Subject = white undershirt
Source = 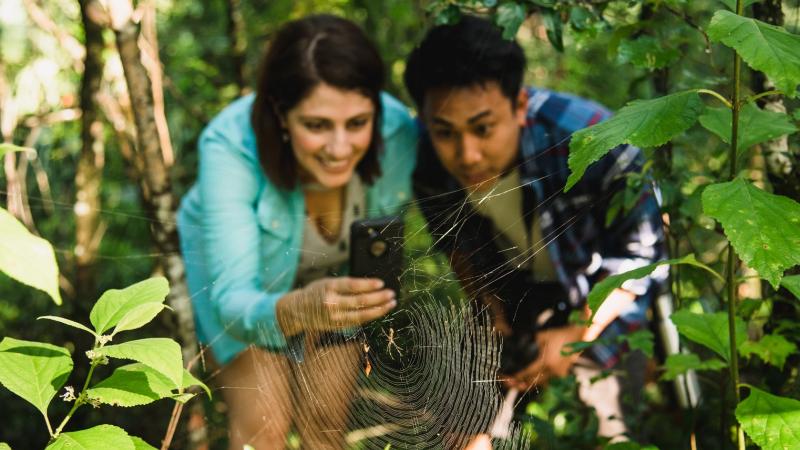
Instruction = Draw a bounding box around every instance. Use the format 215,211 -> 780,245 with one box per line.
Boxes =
293,176 -> 366,288
466,169 -> 557,282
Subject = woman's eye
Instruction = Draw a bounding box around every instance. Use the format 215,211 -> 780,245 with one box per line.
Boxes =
347,118 -> 370,130
303,121 -> 327,131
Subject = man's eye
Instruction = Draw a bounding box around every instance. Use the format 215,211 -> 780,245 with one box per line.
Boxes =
474,124 -> 493,137
432,128 -> 454,139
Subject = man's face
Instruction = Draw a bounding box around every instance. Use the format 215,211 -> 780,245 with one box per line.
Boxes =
422,82 -> 527,192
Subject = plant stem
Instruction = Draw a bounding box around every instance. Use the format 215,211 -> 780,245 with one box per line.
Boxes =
53,342 -> 101,438
697,89 -> 733,109
44,412 -> 54,436
727,2 -> 745,450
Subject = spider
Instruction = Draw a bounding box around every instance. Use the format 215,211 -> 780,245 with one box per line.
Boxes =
382,327 -> 403,359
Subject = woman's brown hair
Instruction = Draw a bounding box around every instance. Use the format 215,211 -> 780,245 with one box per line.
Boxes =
251,15 -> 385,190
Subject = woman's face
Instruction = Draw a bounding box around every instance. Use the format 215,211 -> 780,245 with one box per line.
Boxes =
284,83 -> 375,189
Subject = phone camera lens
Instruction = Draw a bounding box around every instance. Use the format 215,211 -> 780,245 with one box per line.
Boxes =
370,240 -> 387,257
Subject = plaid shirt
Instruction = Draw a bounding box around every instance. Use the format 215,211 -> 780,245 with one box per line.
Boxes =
413,87 -> 666,367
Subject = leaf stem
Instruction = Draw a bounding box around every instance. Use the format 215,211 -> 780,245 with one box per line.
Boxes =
44,412 -> 54,436
728,2 -> 745,450
697,89 -> 733,109
744,89 -> 782,105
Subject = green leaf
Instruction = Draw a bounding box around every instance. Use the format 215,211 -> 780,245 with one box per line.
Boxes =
587,254 -> 721,321
0,143 -> 34,159
87,363 -> 178,407
495,2 -> 526,40
183,368 -> 211,398
708,10 -> 800,98
0,207 -> 61,305
781,275 -> 800,300
740,334 -> 797,370
617,36 -> 680,70
736,387 -> 800,450
541,8 -> 564,52
617,329 -> 654,358
130,437 -> 158,450
90,277 -> 169,334
660,353 -> 727,381
37,316 -> 97,337
96,338 -> 183,389
670,310 -> 747,361
87,363 -> 210,407
566,91 -> 704,191
698,104 -> 798,154
112,303 -> 169,336
719,0 -> 763,10
702,178 -> 800,288
0,337 -> 72,418
46,425 -> 135,450
1,442 -> 12,450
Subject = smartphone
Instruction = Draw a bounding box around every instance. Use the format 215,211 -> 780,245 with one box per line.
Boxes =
349,216 -> 404,296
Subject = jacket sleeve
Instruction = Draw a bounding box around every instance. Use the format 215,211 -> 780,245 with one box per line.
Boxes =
582,142 -> 667,296
196,127 -> 289,349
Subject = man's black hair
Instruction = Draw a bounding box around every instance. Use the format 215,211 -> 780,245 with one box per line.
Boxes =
404,15 -> 526,109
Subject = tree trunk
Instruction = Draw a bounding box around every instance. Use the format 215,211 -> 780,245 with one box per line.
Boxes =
108,2 -> 207,447
225,0 -> 248,95
76,0 -> 106,301
751,0 -> 797,199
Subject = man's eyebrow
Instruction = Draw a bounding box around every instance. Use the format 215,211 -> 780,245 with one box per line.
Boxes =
431,110 -> 492,126
467,110 -> 491,124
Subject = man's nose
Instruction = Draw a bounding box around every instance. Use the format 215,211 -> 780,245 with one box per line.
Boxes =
458,134 -> 483,166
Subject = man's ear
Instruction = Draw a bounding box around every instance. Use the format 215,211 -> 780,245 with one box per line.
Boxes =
515,88 -> 528,127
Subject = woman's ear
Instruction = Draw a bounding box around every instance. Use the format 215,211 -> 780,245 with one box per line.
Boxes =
515,88 -> 528,127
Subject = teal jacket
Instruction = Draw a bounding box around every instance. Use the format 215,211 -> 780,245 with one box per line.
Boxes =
177,93 -> 417,365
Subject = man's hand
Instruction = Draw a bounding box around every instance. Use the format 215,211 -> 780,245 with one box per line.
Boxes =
503,324 -> 585,390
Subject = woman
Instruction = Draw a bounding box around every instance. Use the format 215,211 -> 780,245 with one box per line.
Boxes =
177,15 -> 417,449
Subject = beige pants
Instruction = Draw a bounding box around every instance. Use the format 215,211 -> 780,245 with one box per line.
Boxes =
572,352 -> 646,442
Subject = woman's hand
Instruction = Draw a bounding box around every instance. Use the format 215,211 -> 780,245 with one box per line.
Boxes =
276,277 -> 397,336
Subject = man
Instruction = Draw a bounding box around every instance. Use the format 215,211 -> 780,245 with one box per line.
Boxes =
404,15 -> 665,441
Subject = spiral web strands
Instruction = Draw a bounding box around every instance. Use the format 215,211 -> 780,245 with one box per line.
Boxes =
251,299 -> 529,449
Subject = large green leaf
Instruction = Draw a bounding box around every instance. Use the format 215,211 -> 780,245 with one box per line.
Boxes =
587,254 -> 721,321
130,437 -> 158,450
661,353 -> 727,381
781,274 -> 800,300
670,310 -> 747,361
0,207 -> 61,305
740,333 -> 797,370
566,91 -> 704,191
702,178 -> 800,288
0,337 -> 72,419
96,338 -> 183,389
708,10 -> 800,98
736,387 -> 800,450
46,425 -> 135,450
90,277 -> 169,334
698,103 -> 798,154
495,2 -> 526,40
87,363 -> 177,407
112,303 -> 169,336
87,363 -> 210,407
0,442 -> 11,450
